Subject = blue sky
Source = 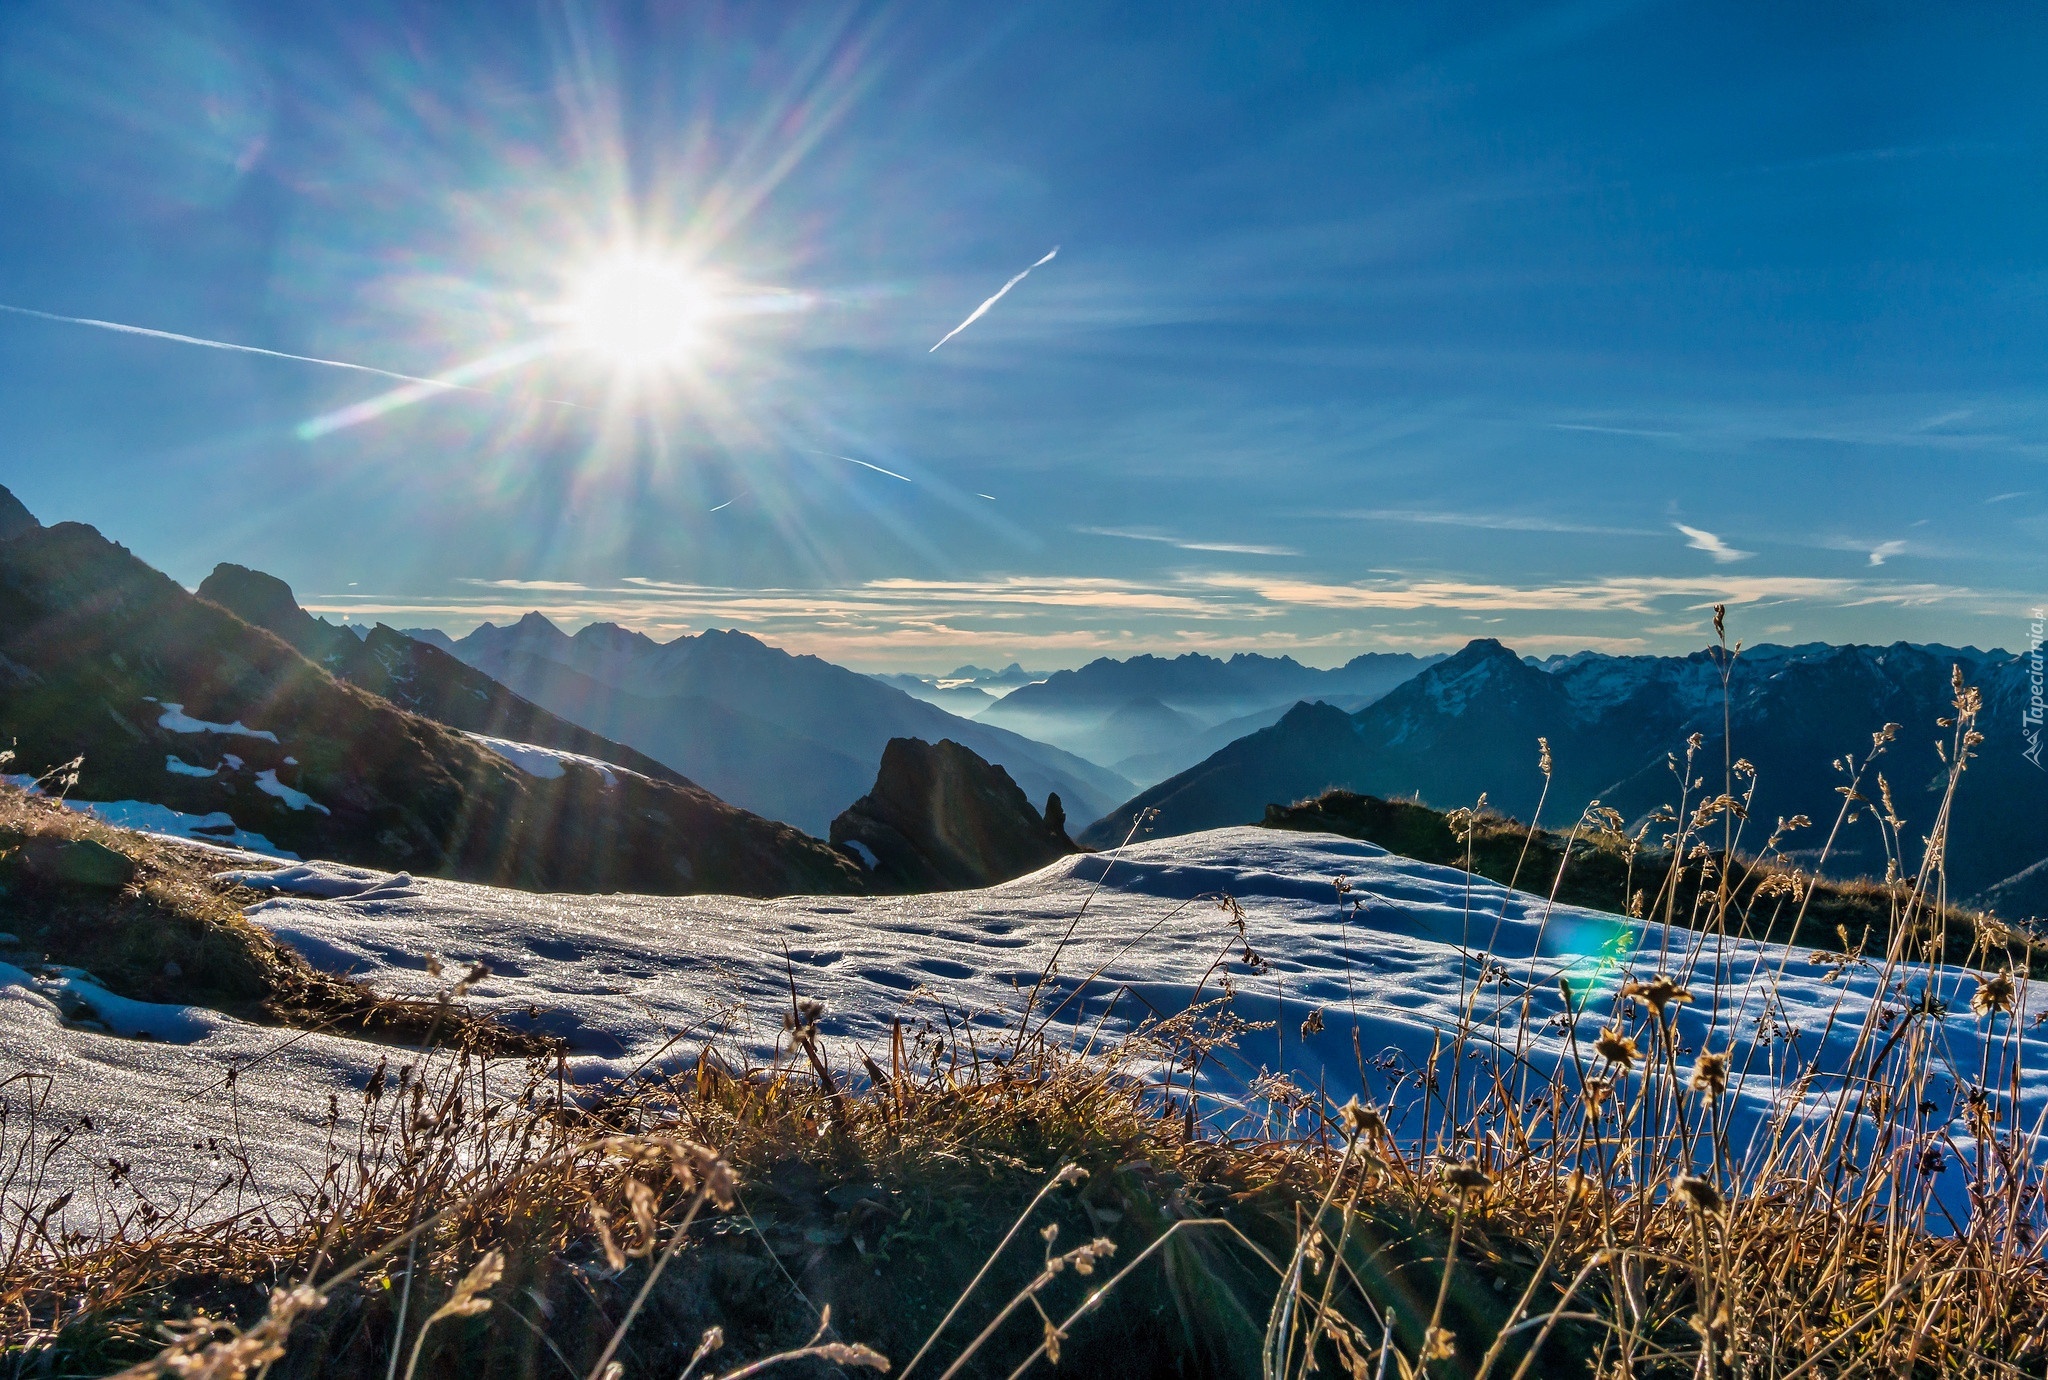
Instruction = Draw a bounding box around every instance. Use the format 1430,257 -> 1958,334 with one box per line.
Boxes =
0,1 -> 2041,669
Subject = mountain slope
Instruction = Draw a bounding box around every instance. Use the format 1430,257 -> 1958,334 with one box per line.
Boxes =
1084,637 -> 2042,903
441,616 -> 1132,833
444,645 -> 873,835
197,564 -> 695,789
0,499 -> 861,897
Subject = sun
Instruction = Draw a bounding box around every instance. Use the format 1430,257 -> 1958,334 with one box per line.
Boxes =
558,251 -> 716,371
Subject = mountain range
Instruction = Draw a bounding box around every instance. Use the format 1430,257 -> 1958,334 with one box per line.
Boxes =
869,663 -> 1053,717
0,494 -> 861,896
1082,637 -> 2046,910
971,650 -> 1444,785
413,616 -> 1131,836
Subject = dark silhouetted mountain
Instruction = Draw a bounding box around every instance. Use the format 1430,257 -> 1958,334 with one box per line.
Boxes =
198,564 -> 691,789
437,617 -> 1131,834
0,521 -> 862,897
976,649 -> 1439,787
1084,637 -> 2043,904
0,485 -> 41,542
830,738 -> 1078,891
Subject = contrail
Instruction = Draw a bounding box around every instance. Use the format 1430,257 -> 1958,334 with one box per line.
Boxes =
929,246 -> 1058,352
297,340 -> 562,439
836,454 -> 911,482
0,301 -> 581,412
804,448 -> 912,482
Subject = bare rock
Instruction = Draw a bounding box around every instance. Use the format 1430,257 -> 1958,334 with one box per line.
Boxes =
830,738 -> 1080,892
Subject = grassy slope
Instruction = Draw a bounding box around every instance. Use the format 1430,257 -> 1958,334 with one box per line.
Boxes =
1262,788 -> 2029,972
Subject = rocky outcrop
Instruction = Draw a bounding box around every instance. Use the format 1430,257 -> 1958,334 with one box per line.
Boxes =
197,564 -> 354,662
831,738 -> 1080,892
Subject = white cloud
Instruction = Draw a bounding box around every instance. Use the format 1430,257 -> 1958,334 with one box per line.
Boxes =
1867,540 -> 1908,567
1673,523 -> 1754,564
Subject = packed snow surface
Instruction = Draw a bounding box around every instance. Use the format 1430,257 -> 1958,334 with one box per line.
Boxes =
465,733 -> 627,786
6,828 -> 2043,1234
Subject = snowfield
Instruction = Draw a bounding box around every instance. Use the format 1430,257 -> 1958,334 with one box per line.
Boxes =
4,827 -> 2042,1236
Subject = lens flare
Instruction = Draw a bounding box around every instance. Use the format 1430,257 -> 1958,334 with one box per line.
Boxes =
560,251 -> 715,371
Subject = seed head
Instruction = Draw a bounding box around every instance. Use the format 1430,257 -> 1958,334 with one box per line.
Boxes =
1339,1096 -> 1385,1140
1441,1160 -> 1492,1194
1595,1028 -> 1640,1070
1672,1174 -> 1724,1216
1622,974 -> 1693,1017
1972,971 -> 2017,1018
1690,1050 -> 1729,1101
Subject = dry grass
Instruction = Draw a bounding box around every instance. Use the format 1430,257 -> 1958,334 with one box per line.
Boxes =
1263,786 -> 2030,973
3,637 -> 2045,1377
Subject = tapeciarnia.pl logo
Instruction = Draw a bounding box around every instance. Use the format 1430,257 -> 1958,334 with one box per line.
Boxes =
2026,607 -> 2045,770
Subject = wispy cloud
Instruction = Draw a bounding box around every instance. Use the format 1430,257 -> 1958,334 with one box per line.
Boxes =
1866,540 -> 1909,567
1988,490 -> 2033,504
929,247 -> 1059,352
1547,422 -> 1686,440
1673,523 -> 1753,564
1335,508 -> 1660,537
1193,570 -> 1994,616
1076,525 -> 1298,556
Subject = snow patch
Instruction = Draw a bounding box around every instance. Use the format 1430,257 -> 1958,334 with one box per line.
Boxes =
0,961 -> 217,1042
165,755 -> 218,778
155,703 -> 278,742
254,769 -> 330,814
465,733 -> 626,786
